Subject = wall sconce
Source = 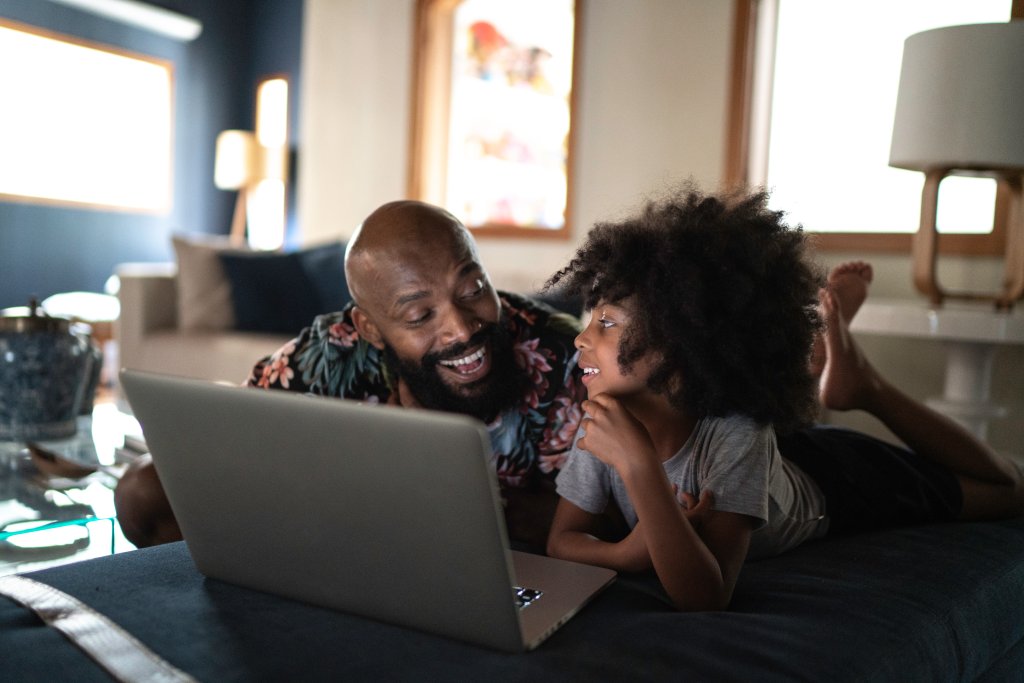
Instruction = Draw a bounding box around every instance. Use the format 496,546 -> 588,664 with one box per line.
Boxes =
889,21 -> 1024,310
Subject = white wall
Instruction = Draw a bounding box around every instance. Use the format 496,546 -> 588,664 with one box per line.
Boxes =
298,0 -> 733,292
298,0 -> 414,246
298,0 -> 1023,459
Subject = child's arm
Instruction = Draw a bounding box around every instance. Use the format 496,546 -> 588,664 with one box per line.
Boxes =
547,492 -> 715,574
548,499 -> 652,572
558,395 -> 756,611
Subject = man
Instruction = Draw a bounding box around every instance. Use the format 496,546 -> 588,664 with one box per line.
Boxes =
116,200 -> 586,548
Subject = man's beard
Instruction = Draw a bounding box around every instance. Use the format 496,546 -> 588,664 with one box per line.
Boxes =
382,322 -> 526,423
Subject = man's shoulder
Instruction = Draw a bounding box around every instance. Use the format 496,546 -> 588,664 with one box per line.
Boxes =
263,302 -> 388,399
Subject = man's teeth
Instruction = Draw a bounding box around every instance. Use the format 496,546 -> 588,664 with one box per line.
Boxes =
583,367 -> 600,375
439,347 -> 485,367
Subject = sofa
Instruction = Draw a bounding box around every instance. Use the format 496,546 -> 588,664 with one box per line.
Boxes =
114,235 -> 582,392
4,516 -> 1024,681
114,235 -> 354,390
115,262 -> 293,386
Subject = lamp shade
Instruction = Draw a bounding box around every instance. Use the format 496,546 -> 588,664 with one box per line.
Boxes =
889,22 -> 1024,174
214,130 -> 260,190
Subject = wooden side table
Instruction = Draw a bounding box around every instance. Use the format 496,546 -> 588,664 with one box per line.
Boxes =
850,299 -> 1024,441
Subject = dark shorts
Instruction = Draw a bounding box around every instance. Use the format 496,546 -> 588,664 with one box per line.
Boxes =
777,425 -> 963,536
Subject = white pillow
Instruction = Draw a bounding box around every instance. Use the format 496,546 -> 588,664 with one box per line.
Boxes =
171,234 -> 249,331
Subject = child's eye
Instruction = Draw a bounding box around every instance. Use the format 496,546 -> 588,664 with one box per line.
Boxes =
598,316 -> 615,329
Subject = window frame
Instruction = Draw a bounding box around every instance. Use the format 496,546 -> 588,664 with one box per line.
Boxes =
408,0 -> 580,240
725,0 -> 1022,254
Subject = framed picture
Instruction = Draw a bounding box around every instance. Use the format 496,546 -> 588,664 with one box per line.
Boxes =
411,0 -> 578,238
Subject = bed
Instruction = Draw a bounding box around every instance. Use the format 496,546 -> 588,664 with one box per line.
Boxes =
4,515 -> 1024,681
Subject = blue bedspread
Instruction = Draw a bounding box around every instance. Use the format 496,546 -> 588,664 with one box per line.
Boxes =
3,517 -> 1024,682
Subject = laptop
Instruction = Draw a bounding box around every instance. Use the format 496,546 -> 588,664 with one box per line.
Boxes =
119,370 -> 615,652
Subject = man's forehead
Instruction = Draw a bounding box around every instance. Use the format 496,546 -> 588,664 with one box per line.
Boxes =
387,257 -> 484,306
356,236 -> 484,313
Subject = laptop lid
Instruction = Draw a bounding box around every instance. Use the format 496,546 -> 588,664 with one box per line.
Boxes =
119,370 -> 614,652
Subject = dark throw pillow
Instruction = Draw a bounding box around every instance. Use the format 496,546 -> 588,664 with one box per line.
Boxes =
218,241 -> 350,334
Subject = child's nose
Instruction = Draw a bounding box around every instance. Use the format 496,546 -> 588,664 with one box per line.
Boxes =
574,328 -> 588,350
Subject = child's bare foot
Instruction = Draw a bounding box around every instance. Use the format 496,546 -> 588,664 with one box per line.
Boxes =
827,261 -> 873,324
818,288 -> 881,411
810,262 -> 874,378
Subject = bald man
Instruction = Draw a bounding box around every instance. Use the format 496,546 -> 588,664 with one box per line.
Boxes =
117,201 -> 586,548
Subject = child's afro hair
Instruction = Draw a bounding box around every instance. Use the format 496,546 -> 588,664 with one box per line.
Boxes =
546,183 -> 825,433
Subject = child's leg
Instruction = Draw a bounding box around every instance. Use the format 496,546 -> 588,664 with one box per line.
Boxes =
818,265 -> 1024,520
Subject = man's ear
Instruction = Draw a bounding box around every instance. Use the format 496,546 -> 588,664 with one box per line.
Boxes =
351,306 -> 386,350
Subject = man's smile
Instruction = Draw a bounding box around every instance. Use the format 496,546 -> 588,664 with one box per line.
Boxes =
437,343 -> 491,382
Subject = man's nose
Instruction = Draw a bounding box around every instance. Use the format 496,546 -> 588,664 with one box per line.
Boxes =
440,305 -> 480,346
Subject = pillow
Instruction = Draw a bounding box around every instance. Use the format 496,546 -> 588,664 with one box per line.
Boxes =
218,241 -> 350,334
172,234 -> 249,331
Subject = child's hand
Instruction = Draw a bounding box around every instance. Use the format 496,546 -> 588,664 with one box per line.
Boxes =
677,488 -> 715,534
577,395 -> 658,472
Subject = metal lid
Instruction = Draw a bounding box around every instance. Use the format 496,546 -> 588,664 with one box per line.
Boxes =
0,297 -> 73,334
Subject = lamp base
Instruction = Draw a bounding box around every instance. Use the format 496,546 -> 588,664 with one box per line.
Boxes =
912,169 -> 1024,311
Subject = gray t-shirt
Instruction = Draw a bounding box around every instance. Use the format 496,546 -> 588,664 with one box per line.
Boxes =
555,415 -> 828,559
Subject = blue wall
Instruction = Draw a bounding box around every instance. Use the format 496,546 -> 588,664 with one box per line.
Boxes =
0,0 -> 303,308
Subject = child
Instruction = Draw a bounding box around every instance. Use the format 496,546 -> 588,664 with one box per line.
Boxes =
544,185 -> 1024,612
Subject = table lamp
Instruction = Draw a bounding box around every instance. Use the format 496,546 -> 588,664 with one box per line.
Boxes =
889,21 -> 1024,310
214,129 -> 288,248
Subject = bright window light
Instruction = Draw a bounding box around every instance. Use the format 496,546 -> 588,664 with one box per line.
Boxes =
0,20 -> 172,213
247,77 -> 288,250
756,0 -> 1010,234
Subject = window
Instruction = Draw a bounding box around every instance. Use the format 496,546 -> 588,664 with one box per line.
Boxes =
0,18 -> 172,213
728,1 -> 1016,252
410,0 -> 578,239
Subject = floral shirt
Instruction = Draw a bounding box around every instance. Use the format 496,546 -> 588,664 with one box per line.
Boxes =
247,292 -> 585,490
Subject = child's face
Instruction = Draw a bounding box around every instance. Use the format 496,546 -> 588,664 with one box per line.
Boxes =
574,299 -> 654,399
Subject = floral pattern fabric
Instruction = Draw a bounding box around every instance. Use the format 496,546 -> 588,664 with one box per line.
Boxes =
247,292 -> 585,489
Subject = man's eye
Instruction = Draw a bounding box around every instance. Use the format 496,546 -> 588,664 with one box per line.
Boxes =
406,310 -> 432,326
463,279 -> 485,298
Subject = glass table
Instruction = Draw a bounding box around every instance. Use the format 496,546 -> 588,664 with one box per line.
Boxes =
0,403 -> 144,576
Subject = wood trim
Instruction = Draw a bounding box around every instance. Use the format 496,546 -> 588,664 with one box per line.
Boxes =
724,0 -> 756,189
464,222 -> 576,240
811,231 -> 1004,256
408,0 -> 458,203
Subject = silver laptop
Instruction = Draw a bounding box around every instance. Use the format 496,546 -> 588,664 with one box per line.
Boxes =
119,370 -> 615,652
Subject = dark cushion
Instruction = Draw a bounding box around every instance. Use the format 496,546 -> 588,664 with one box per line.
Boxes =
218,242 -> 350,334
530,290 -> 584,318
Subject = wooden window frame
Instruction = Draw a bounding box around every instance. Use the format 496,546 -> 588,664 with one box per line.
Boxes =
408,0 -> 580,240
725,0 -> 1023,254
